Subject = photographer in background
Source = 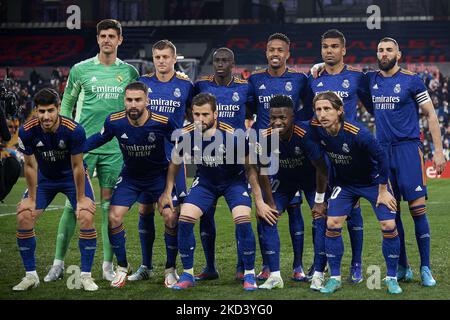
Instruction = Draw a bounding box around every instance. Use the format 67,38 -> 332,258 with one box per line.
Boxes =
0,85 -> 21,201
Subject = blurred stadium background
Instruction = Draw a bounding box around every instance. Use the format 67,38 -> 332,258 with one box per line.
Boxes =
1,0 -> 449,173
1,0 -> 449,301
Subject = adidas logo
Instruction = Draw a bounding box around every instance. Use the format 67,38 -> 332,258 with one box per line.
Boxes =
420,233 -> 430,239
242,191 -> 249,197
259,84 -> 266,90
91,76 -> 97,82
373,84 -> 378,89
148,87 -> 152,93
121,133 -> 128,139
317,82 -> 324,87
388,254 -> 399,259
179,191 -> 187,197
36,141 -> 44,147
415,185 -> 423,192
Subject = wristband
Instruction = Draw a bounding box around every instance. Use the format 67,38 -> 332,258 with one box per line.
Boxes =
315,192 -> 325,203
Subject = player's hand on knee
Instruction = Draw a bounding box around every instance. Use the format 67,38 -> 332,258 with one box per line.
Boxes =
311,202 -> 327,219
158,192 -> 174,214
76,196 -> 96,217
433,151 -> 446,175
376,189 -> 397,212
17,198 -> 35,215
255,200 -> 279,226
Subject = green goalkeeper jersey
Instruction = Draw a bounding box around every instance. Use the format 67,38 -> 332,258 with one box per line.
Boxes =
61,54 -> 139,154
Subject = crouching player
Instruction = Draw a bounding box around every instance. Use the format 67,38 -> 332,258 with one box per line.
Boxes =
253,94 -> 328,290
14,88 -> 97,291
84,81 -> 180,288
311,91 -> 402,294
158,93 -> 277,291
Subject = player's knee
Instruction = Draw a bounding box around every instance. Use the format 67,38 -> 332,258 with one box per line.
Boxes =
380,220 -> 396,231
108,210 -> 123,228
233,214 -> 252,225
77,209 -> 95,227
16,210 -> 33,228
327,217 -> 344,229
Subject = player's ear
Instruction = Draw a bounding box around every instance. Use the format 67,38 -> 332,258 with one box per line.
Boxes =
117,35 -> 123,46
397,50 -> 402,62
342,46 -> 346,57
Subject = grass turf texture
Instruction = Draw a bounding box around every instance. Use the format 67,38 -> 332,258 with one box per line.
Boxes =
1,178 -> 449,300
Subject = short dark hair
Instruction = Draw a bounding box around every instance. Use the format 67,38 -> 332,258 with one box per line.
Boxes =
269,95 -> 294,109
124,81 -> 149,95
192,93 -> 217,112
33,88 -> 60,107
268,33 -> 290,46
152,39 -> 177,55
213,47 -> 235,61
96,19 -> 122,36
313,91 -> 345,121
321,29 -> 346,46
379,37 -> 399,49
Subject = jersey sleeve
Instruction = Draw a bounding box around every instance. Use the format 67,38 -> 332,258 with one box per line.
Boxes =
70,125 -> 87,155
246,79 -> 257,117
355,129 -> 389,184
129,64 -> 140,81
84,116 -> 115,153
17,127 -> 33,155
299,75 -> 315,120
410,75 -> 432,106
60,65 -> 81,118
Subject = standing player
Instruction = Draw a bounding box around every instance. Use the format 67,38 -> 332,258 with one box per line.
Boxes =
308,29 -> 373,283
255,94 -> 328,289
131,40 -> 194,283
45,19 -> 139,282
311,91 -> 401,294
248,32 -> 311,281
193,47 -> 254,281
158,93 -> 277,291
366,37 -> 446,286
84,82 -> 180,288
14,88 -> 97,291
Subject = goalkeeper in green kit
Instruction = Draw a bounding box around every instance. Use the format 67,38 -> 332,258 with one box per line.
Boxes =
44,19 -> 139,282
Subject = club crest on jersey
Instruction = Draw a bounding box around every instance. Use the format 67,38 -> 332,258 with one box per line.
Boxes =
148,132 -> 156,143
294,146 -> 302,155
116,75 -> 123,82
342,143 -> 350,153
342,79 -> 350,89
174,88 -> 181,98
232,92 -> 240,102
394,84 -> 401,93
58,140 -> 66,149
285,81 -> 293,92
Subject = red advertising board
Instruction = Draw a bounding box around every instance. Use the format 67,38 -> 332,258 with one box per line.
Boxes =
425,161 -> 450,179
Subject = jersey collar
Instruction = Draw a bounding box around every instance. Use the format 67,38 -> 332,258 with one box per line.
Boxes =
93,54 -> 121,66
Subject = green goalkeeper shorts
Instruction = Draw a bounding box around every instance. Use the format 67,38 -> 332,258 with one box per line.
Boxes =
84,152 -> 123,189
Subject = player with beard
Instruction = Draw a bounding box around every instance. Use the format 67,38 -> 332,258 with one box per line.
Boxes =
83,82 -> 179,288
193,47 -> 254,281
366,37 -> 446,286
158,93 -> 276,291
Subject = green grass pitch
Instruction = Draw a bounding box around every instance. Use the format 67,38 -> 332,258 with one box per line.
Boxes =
1,177 -> 449,300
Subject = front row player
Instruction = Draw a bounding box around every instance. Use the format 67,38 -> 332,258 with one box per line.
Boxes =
14,88 -> 97,291
84,81 -> 181,288
158,93 -> 277,291
310,91 -> 402,294
255,94 -> 329,290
